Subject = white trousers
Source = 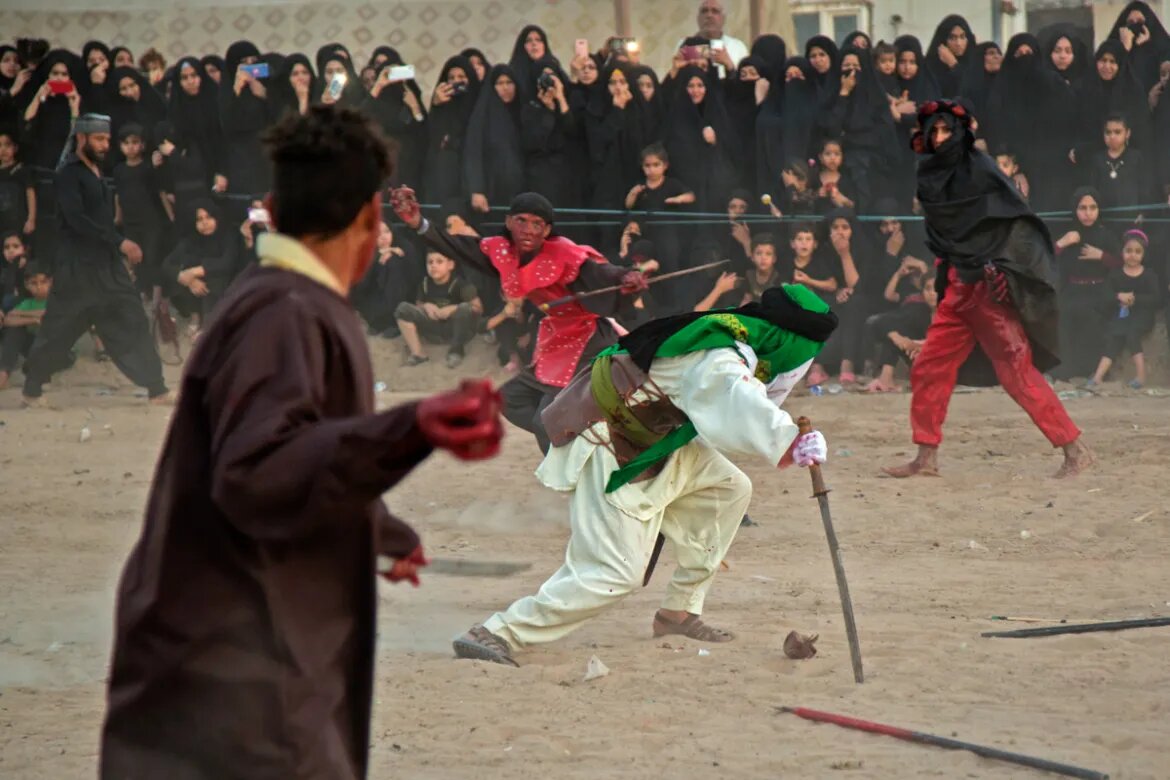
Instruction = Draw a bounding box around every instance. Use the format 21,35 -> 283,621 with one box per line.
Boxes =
483,439 -> 750,649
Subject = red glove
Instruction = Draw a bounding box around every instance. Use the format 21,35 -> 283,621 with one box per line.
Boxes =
416,379 -> 504,461
619,269 -> 650,294
389,186 -> 421,229
383,545 -> 429,587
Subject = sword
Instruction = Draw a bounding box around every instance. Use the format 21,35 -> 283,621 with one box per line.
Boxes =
378,558 -> 532,578
798,416 -> 864,684
538,259 -> 731,312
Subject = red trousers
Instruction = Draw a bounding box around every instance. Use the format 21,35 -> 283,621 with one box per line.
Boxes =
910,269 -> 1080,448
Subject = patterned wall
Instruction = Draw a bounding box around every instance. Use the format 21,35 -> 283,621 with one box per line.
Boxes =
0,0 -> 752,89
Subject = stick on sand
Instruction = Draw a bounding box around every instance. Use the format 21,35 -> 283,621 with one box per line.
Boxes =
982,616 -> 1170,639
776,706 -> 1109,780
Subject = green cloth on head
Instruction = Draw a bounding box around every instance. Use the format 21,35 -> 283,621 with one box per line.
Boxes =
600,284 -> 830,492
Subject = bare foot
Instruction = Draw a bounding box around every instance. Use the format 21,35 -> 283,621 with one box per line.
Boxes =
865,378 -> 901,393
0,370 -> 8,390
149,391 -> 176,406
806,365 -> 829,387
1054,438 -> 1094,478
883,445 -> 939,478
21,394 -> 48,409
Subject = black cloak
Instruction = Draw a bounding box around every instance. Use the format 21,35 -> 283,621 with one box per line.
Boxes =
463,64 -> 525,207
423,55 -> 482,204
925,15 -> 977,96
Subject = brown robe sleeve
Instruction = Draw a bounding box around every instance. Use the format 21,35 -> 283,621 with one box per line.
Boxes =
205,300 -> 431,544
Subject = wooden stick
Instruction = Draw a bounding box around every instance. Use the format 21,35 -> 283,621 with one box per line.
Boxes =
982,616 -> 1170,639
537,259 -> 730,312
777,706 -> 1109,780
797,416 -> 864,684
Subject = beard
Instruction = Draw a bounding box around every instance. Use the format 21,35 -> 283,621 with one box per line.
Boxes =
82,139 -> 106,163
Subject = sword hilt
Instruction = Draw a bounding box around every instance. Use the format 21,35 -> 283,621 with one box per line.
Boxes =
796,416 -> 829,498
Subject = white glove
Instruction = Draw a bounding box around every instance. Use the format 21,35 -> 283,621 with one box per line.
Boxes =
793,431 -> 827,468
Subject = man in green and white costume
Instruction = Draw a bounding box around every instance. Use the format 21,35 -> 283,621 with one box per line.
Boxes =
454,285 -> 838,666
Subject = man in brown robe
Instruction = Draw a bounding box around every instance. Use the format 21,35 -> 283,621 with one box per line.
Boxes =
100,106 -> 504,779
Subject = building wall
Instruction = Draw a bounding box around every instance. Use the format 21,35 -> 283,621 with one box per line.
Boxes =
0,0 -> 751,89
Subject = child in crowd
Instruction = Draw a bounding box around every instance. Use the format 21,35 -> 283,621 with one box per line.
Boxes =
0,130 -> 35,239
626,143 -> 695,313
0,262 -> 51,389
1087,114 -> 1154,212
767,159 -> 818,218
813,139 -> 857,212
783,221 -> 840,386
723,189 -> 754,272
1,230 -> 29,311
865,257 -> 934,392
693,234 -> 783,311
113,124 -> 170,298
352,220 -> 421,338
873,41 -> 897,78
1087,230 -> 1160,389
994,147 -> 1030,202
394,251 -> 482,368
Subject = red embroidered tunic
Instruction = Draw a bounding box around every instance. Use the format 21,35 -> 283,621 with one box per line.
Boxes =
481,235 -> 607,387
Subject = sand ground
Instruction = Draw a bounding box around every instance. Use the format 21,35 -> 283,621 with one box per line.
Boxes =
1,335 -> 1168,779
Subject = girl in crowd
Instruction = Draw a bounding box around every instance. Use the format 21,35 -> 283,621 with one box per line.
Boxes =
163,200 -> 241,334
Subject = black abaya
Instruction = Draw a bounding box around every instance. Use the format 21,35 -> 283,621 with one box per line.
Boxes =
423,56 -> 481,205
463,64 -> 525,210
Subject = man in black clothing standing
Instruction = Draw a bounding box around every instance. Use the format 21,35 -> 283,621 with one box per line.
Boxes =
22,113 -> 170,406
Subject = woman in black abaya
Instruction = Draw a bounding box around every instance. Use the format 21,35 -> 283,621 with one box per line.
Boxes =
461,48 -> 490,82
986,34 -> 1075,211
959,42 -> 1002,121
368,58 -> 428,188
924,15 -> 976,97
891,36 -> 939,207
218,40 -> 270,200
1151,54 -> 1170,194
628,64 -> 664,144
723,55 -> 767,193
584,64 -> 646,248
167,57 -> 225,193
804,35 -> 840,108
199,55 -> 224,86
163,199 -> 242,325
315,47 -> 367,111
423,55 -> 481,205
820,46 -> 898,212
1105,1 -> 1170,91
755,56 -> 819,198
108,67 -> 168,155
21,50 -> 87,172
1051,187 -> 1122,379
509,25 -> 558,100
519,57 -> 579,210
463,64 -> 525,215
266,53 -> 316,121
662,64 -> 740,212
1076,40 -> 1153,158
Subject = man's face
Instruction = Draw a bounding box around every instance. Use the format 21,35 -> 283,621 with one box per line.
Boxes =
507,213 -> 551,255
698,0 -> 724,39
426,252 -> 455,281
82,132 -> 110,163
25,273 -> 51,301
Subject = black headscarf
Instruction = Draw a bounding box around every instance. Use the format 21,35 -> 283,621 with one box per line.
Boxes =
750,34 -> 788,83
804,36 -> 841,105
24,50 -> 87,171
1040,24 -> 1091,88
167,57 -> 223,182
628,65 -> 664,143
199,55 -> 225,83
108,66 -> 167,145
460,48 -> 491,77
509,25 -> 557,99
925,15 -> 976,96
831,45 -> 898,158
959,42 -> 1001,119
423,55 -> 482,203
842,31 -> 872,51
265,53 -> 315,120
367,46 -> 401,72
110,47 -> 132,68
915,102 -> 1060,378
315,49 -> 366,109
463,64 -> 525,204
314,42 -> 353,77
893,36 -> 937,102
82,41 -> 111,71
986,34 -> 1074,165
1105,1 -> 1170,90
620,284 -> 838,372
0,44 -> 17,92
1066,186 -> 1120,257
1079,39 -> 1152,151
663,65 -> 741,204
756,56 -> 819,193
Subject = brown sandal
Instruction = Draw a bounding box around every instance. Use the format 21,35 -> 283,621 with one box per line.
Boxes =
652,611 -> 735,642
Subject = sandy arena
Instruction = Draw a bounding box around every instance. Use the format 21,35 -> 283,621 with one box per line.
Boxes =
1,336 -> 1168,779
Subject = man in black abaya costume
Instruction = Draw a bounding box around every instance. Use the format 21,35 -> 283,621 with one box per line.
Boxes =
884,100 -> 1093,480
22,113 -> 170,406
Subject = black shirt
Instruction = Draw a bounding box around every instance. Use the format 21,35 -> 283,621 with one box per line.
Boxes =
416,275 -> 478,308
114,161 -> 167,230
0,162 -> 31,233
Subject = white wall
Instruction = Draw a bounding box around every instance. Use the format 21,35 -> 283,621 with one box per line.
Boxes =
870,0 -> 996,46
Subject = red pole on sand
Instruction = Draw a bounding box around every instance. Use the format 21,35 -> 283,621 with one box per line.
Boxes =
776,706 -> 1109,780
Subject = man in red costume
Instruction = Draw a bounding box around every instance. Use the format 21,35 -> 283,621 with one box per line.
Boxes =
885,99 -> 1094,479
393,187 -> 650,451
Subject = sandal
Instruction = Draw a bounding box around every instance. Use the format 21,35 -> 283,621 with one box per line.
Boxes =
453,625 -> 519,667
1128,379 -> 1144,390
405,354 -> 429,367
652,611 -> 735,642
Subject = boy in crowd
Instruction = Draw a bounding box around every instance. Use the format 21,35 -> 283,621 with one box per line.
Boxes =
865,259 -> 936,392
113,124 -> 170,298
694,233 -> 783,311
994,147 -> 1030,202
0,261 -> 51,389
0,129 -> 35,240
395,250 -> 482,368
784,222 -> 838,303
